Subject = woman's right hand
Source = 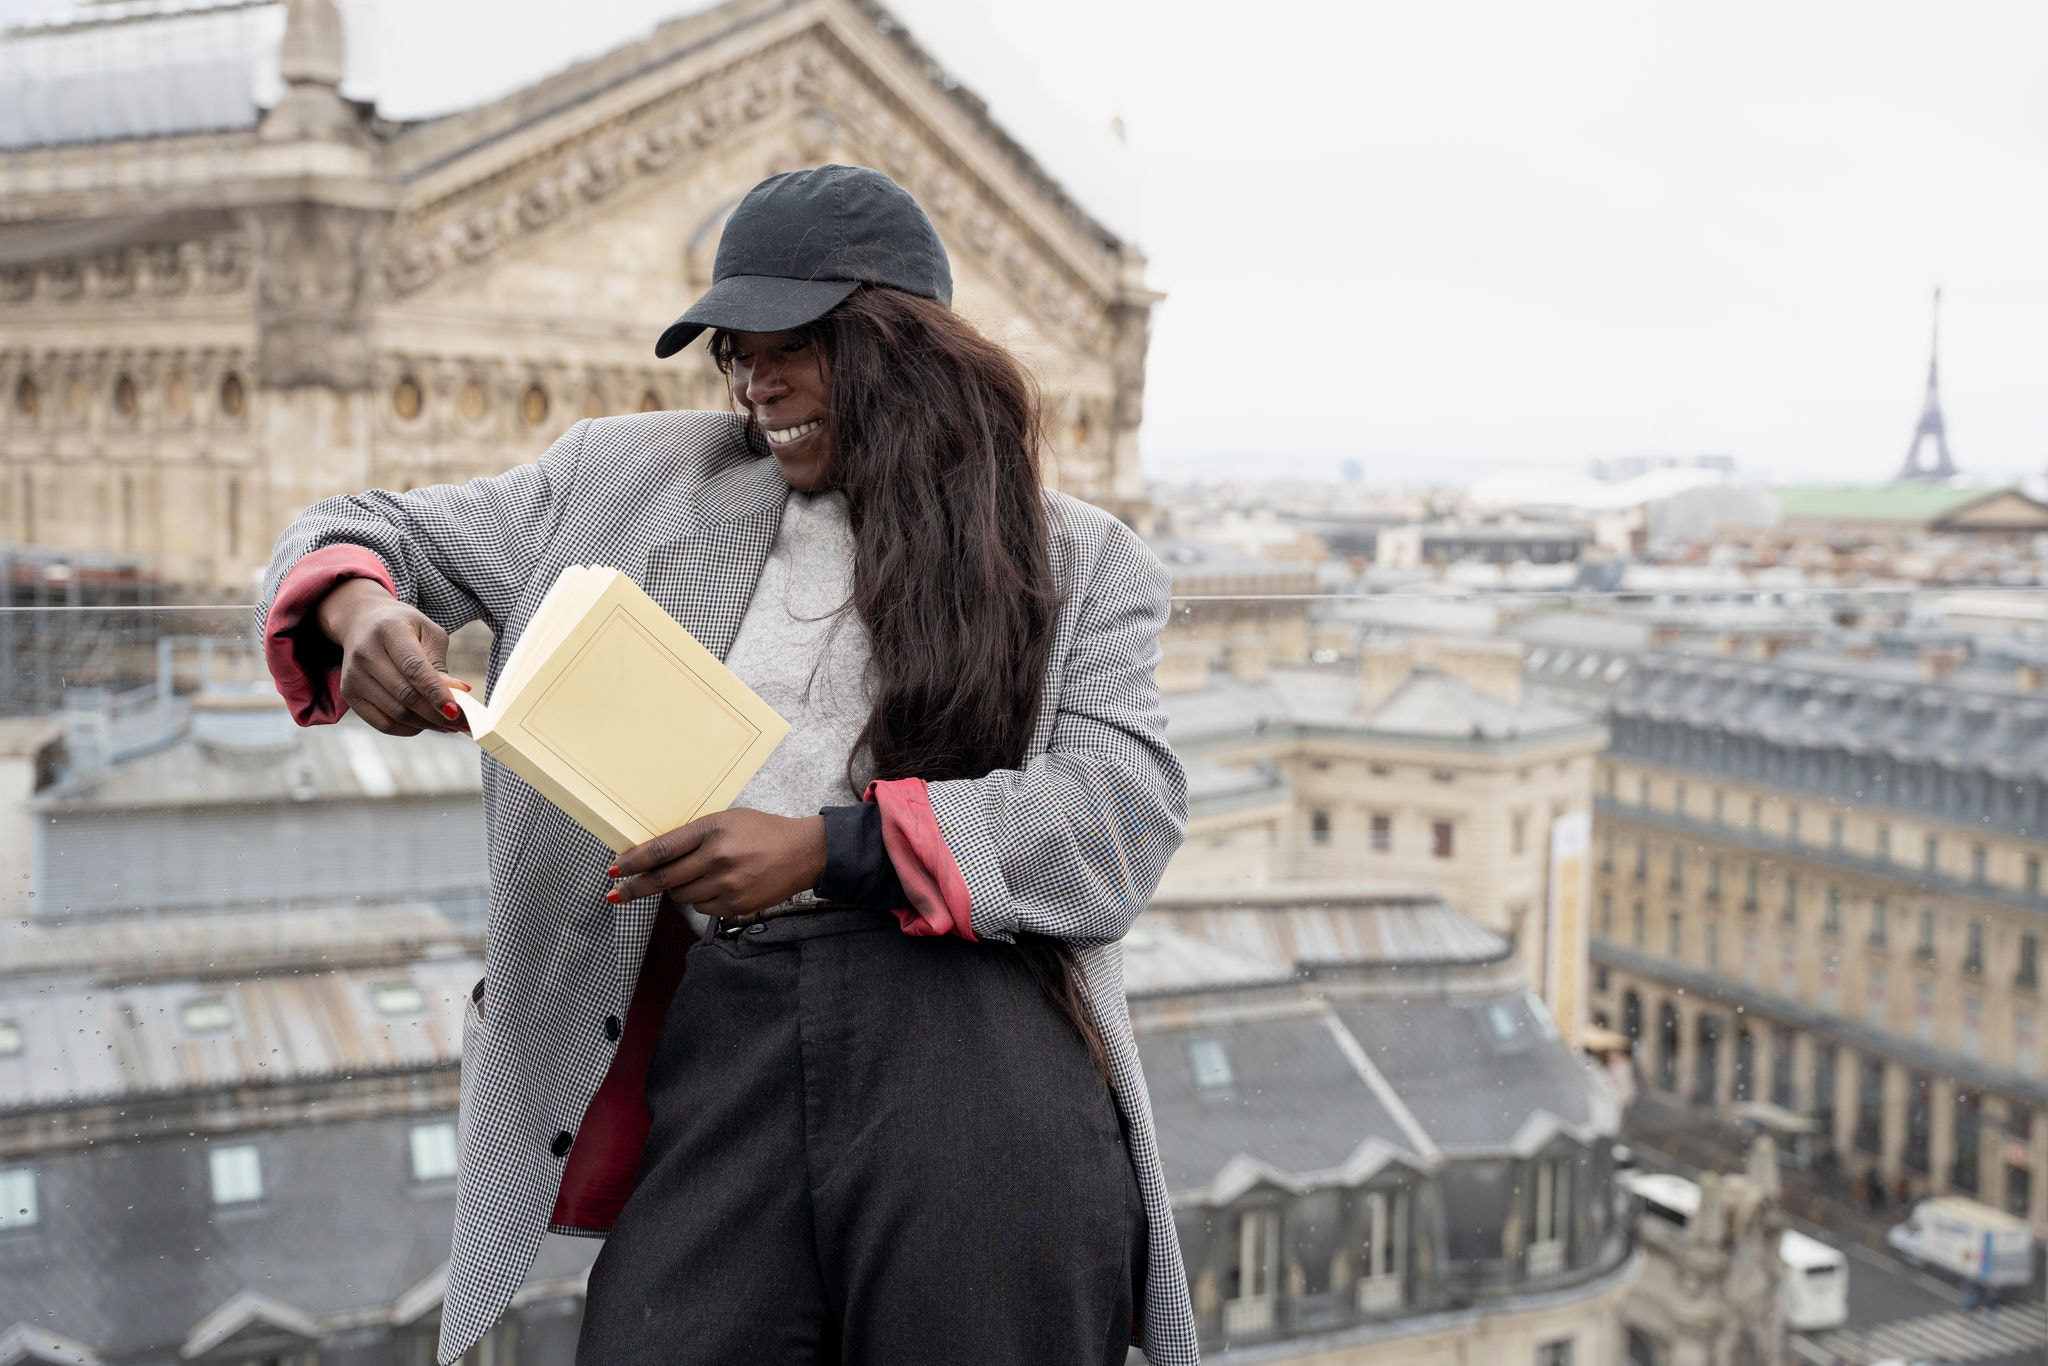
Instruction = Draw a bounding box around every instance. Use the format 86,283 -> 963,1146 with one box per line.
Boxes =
316,578 -> 471,736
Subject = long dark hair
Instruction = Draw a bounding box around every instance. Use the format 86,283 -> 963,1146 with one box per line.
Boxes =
711,286 -> 1109,1080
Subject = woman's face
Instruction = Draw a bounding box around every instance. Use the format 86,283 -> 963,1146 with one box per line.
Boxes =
724,329 -> 834,491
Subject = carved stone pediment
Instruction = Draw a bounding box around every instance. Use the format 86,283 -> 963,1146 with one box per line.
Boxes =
378,25 -> 1117,357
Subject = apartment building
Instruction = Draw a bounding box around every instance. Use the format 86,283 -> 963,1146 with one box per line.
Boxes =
1588,647 -> 2048,1230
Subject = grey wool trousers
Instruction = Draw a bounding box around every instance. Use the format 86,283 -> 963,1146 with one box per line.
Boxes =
577,910 -> 1146,1365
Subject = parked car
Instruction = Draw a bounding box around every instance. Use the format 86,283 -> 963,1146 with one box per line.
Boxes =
1884,1195 -> 2033,1291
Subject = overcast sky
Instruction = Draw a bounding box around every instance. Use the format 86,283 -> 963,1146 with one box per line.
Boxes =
8,0 -> 2046,487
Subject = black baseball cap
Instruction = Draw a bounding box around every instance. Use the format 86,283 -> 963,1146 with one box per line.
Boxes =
654,164 -> 953,358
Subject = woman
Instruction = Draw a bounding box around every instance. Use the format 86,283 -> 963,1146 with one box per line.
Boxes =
258,165 -> 1194,1366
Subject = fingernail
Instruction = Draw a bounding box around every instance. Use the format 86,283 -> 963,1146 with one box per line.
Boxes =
442,702 -> 460,720
606,864 -> 620,877
605,889 -> 622,904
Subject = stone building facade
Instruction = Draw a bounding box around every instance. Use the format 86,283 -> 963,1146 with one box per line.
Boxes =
0,0 -> 1158,596
1588,646 -> 2048,1233
1159,631 -> 1608,1037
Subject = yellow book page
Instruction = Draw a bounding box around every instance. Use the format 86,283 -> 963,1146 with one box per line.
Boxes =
496,565 -> 605,704
489,571 -> 789,849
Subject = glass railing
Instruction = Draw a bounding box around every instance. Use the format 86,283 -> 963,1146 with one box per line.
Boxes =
4,587 -> 2046,1364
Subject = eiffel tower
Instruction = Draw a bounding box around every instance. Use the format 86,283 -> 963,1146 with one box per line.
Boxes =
1895,287 -> 1958,483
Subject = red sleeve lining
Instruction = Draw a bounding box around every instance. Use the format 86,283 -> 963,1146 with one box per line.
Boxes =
865,777 -> 977,942
261,545 -> 396,727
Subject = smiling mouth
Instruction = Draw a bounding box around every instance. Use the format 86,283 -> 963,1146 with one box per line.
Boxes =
763,419 -> 822,446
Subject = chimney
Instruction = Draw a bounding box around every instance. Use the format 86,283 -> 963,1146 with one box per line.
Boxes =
1920,643 -> 1967,682
1157,639 -> 1214,695
1358,640 -> 1416,712
1431,637 -> 1524,707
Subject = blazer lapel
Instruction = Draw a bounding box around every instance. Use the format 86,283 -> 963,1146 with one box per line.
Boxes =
640,456 -> 789,662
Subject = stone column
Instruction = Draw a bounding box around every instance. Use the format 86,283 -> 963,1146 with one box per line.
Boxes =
1928,1077 -> 1956,1194
1831,1046 -> 1857,1157
1880,1061 -> 1907,1185
1789,1028 -> 1815,1114
1674,996 -> 1701,1104
2031,1110 -> 2048,1234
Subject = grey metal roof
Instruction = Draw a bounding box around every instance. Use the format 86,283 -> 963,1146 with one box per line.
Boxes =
0,3 -> 275,150
1136,1010 -> 1419,1196
0,954 -> 477,1112
1180,756 -> 1287,813
0,902 -> 460,982
0,1107 -> 595,1359
41,709 -> 480,811
1119,921 -> 1295,998
1165,665 -> 1598,751
1334,993 -> 1603,1153
1611,647 -> 2048,781
1145,884 -> 1510,971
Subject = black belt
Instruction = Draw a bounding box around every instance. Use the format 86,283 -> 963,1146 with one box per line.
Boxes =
711,895 -> 854,937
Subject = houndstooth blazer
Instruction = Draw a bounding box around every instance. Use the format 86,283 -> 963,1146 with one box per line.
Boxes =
255,411 -> 1199,1366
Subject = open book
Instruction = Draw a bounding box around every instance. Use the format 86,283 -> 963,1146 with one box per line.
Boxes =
449,566 -> 789,852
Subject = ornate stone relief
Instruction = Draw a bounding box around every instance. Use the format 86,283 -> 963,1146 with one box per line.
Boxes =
245,202 -> 391,389
0,238 -> 249,307
0,348 -> 253,438
369,351 -> 704,447
378,33 -> 1118,357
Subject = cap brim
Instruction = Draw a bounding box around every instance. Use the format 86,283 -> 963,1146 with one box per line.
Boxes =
654,276 -> 863,358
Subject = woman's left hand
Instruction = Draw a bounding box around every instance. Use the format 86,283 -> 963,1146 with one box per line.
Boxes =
606,809 -> 828,920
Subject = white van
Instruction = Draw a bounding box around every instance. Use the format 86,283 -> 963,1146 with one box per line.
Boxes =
1884,1196 -> 2034,1290
1779,1228 -> 1849,1330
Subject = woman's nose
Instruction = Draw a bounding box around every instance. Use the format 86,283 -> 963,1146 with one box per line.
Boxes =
744,361 -> 790,406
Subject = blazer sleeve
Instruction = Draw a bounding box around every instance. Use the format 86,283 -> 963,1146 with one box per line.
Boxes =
915,524 -> 1188,947
253,419 -> 588,723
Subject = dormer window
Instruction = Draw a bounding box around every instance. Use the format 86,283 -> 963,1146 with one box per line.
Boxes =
1188,1040 -> 1233,1092
180,997 -> 233,1033
372,982 -> 425,1016
0,1020 -> 21,1056
209,1144 -> 262,1205
0,1168 -> 35,1230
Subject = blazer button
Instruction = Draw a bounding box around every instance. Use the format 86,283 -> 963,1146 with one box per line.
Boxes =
550,1130 -> 573,1158
746,922 -> 767,935
604,1015 -> 622,1042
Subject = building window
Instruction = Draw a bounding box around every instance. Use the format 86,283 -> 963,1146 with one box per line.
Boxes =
1632,840 -> 1647,882
1357,1188 -> 1408,1313
1631,902 -> 1646,949
1598,893 -> 1613,940
1667,913 -> 1681,958
1855,1056 -> 1884,1154
2021,935 -> 2040,991
1224,1207 -> 1281,1336
181,997 -> 233,1033
1705,922 -> 1720,972
1965,921 -> 1985,976
1674,782 -> 1687,816
1917,908 -> 1936,962
1600,831 -> 1614,873
1963,996 -> 1984,1061
1877,825 -> 1892,861
1713,790 -> 1725,824
1657,1003 -> 1679,1091
1638,776 -> 1651,805
1371,813 -> 1391,853
1823,885 -> 1841,935
0,1168 -> 35,1230
1749,797 -> 1762,830
2016,1011 -> 2037,1075
1537,1338 -> 1575,1366
1924,834 -> 1940,873
1606,769 -> 1618,800
372,981 -> 425,1016
1188,1040 -> 1234,1091
1781,875 -> 1798,924
1707,856 -> 1722,902
1432,821 -> 1454,860
2029,856 -> 2043,898
1778,937 -> 1799,991
410,1122 -> 458,1183
1511,812 -> 1527,857
1972,844 -> 1989,886
1870,898 -> 1889,947
1788,807 -> 1802,844
1743,863 -> 1759,912
1905,1073 -> 1933,1173
1740,929 -> 1757,986
1831,815 -> 1844,850
1527,1158 -> 1571,1276
1867,968 -> 1887,1029
208,1144 -> 262,1206
1668,850 -> 1683,893
1914,980 -> 1935,1044
1431,768 -> 1456,784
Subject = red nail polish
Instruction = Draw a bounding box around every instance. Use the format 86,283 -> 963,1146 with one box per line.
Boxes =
605,889 -> 622,904
606,864 -> 620,877
442,702 -> 460,720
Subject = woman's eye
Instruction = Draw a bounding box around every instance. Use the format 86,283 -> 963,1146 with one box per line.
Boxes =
782,339 -> 809,354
